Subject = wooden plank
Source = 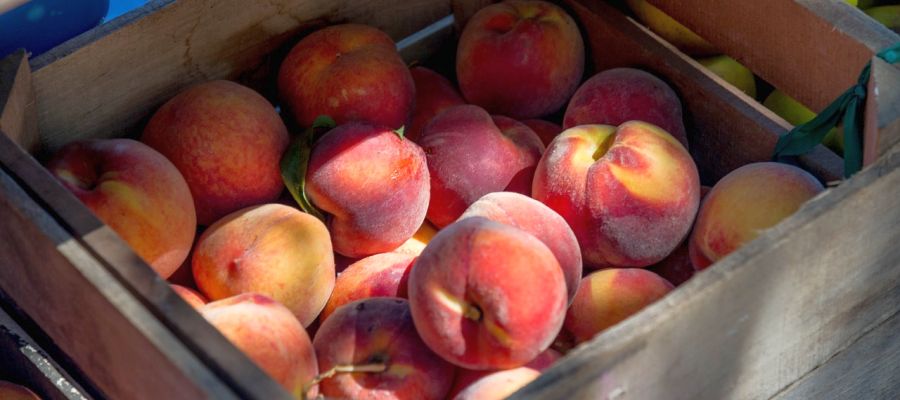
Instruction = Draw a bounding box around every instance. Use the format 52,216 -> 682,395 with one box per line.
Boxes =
513,141 -> 900,399
0,151 -> 247,400
566,0 -> 843,183
0,305 -> 93,400
29,0 -> 455,153
0,50 -> 38,153
864,57 -> 900,166
771,308 -> 900,400
647,0 -> 900,113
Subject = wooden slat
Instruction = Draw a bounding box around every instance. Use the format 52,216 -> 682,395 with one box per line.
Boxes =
513,141 -> 900,399
566,0 -> 843,183
0,50 -> 38,153
864,57 -> 900,166
647,0 -> 900,113
29,0 -> 456,153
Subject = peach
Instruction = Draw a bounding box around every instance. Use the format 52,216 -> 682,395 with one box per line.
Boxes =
0,381 -> 41,400
447,348 -> 559,399
523,119 -> 564,147
532,122 -> 700,269
407,66 -> 466,142
193,204 -> 335,327
419,105 -> 544,228
457,0 -> 585,119
452,367 -> 541,400
563,68 -> 689,149
278,24 -> 414,129
313,297 -> 455,400
565,268 -> 674,343
408,217 -> 567,370
459,192 -> 582,304
141,80 -> 288,226
319,252 -> 416,322
306,122 -> 430,257
392,220 -> 439,256
200,293 -> 317,397
647,185 -> 710,286
46,138 -> 195,278
689,162 -> 824,270
171,284 -> 207,309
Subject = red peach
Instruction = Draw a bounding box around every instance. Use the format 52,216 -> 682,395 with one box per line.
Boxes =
0,381 -> 41,400
447,348 -> 560,399
522,119 -> 564,147
392,220 -> 439,256
407,66 -> 466,142
452,367 -> 541,400
170,284 -> 207,309
647,185 -> 710,286
319,252 -> 416,322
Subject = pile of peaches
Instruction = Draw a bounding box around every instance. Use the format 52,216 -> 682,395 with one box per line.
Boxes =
43,1 -> 825,399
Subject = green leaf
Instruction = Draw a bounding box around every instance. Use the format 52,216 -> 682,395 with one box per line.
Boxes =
393,126 -> 405,140
280,115 -> 336,221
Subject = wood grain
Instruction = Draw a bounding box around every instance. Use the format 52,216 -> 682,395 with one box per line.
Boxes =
512,141 -> 900,399
864,57 -> 900,166
0,50 -> 38,153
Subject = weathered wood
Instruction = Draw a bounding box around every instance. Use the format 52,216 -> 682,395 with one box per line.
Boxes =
566,0 -> 843,183
864,57 -> 900,166
29,0 -> 455,153
0,50 -> 38,153
513,141 -> 900,399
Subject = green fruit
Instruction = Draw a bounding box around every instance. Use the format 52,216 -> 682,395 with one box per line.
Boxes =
763,90 -> 843,155
864,6 -> 900,32
625,0 -> 719,56
697,55 -> 757,99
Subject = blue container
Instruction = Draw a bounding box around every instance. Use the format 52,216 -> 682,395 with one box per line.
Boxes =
0,0 -> 109,58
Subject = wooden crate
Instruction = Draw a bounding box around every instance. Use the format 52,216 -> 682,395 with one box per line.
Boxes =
0,0 -> 897,399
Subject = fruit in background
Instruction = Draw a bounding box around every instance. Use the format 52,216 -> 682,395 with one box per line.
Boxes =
200,293 -> 317,398
0,381 -> 41,400
419,105 -> 544,228
452,367 -> 541,400
763,89 -> 844,154
456,0 -> 585,119
564,268 -> 674,343
407,66 -> 466,142
319,252 -> 415,322
278,24 -> 415,129
533,122 -> 701,269
46,139 -> 195,279
392,220 -> 439,256
459,192 -> 582,304
522,119 -> 564,147
409,217 -> 567,370
865,6 -> 900,33
171,284 -> 207,309
689,162 -> 825,270
697,55 -> 757,99
625,0 -> 718,56
564,68 -> 690,149
141,80 -> 288,226
447,348 -> 559,399
306,123 -> 430,257
647,185 -> 710,286
192,204 -> 335,327
313,298 -> 455,400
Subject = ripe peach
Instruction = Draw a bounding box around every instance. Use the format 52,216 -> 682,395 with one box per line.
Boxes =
193,204 -> 335,327
564,268 -> 673,343
689,162 -> 824,269
563,68 -> 689,148
647,185 -> 710,286
522,119 -> 564,147
0,381 -> 41,400
200,293 -> 317,397
457,0 -> 585,119
306,122 -> 430,257
459,192 -> 582,304
419,105 -> 544,228
407,66 -> 466,142
392,220 -> 439,256
278,24 -> 414,129
533,122 -> 700,269
313,297 -> 455,400
453,367 -> 541,400
408,217 -> 567,370
170,284 -> 207,309
46,138 -> 196,278
447,348 -> 559,399
319,252 -> 415,322
141,80 -> 288,226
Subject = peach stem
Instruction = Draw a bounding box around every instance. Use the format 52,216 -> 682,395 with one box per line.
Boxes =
302,362 -> 387,399
463,303 -> 482,321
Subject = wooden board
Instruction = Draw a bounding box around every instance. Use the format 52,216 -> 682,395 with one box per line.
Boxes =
0,50 -> 38,153
864,57 -> 900,166
513,141 -> 900,399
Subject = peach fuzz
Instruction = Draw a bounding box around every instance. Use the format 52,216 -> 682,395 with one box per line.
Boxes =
313,298 -> 455,400
306,122 -> 430,257
523,119 -> 564,147
200,293 -> 317,397
171,284 -> 207,309
532,122 -> 700,269
564,268 -> 674,343
459,192 -> 582,304
319,252 -> 416,322
452,367 -> 541,400
141,80 -> 288,226
563,68 -> 689,149
407,66 -> 466,142
408,217 -> 567,370
278,24 -> 414,129
689,162 -> 824,270
192,204 -> 335,327
457,0 -> 584,119
46,138 -> 195,279
419,104 -> 544,228
447,348 -> 559,399
0,381 -> 41,400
